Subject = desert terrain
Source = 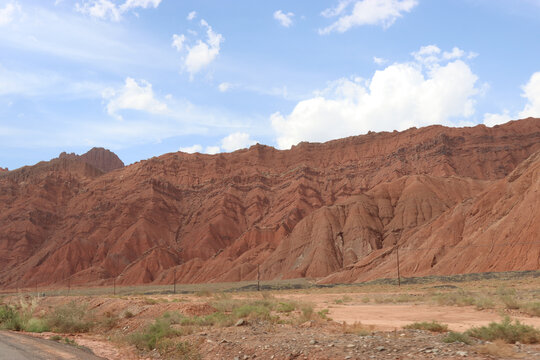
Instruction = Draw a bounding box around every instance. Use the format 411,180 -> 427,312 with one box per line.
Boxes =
1,271 -> 540,359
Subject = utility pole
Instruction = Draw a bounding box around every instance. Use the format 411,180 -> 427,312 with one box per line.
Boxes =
173,268 -> 177,294
67,277 -> 71,296
257,265 -> 260,292
113,277 -> 116,295
395,242 -> 401,287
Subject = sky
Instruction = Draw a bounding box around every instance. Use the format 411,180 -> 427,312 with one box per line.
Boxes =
1,0 -> 540,170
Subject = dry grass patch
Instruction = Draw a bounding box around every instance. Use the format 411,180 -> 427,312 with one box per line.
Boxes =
475,339 -> 524,358
342,321 -> 373,336
403,321 -> 448,333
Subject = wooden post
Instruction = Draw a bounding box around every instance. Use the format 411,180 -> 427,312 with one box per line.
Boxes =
67,277 -> 70,296
173,268 -> 177,294
113,277 -> 116,295
257,265 -> 260,292
395,242 -> 401,287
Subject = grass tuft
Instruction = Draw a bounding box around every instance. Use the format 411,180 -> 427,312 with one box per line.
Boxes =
465,317 -> 540,344
403,321 -> 448,333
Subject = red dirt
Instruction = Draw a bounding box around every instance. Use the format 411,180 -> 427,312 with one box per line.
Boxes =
1,119 -> 540,289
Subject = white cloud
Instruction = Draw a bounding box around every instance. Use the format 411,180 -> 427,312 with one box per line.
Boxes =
187,11 -> 196,20
179,144 -> 202,153
218,82 -> 233,92
221,132 -> 257,152
75,0 -> 161,21
412,45 -> 477,65
483,110 -> 512,127
205,146 -> 220,155
482,71 -> 540,126
171,34 -> 186,51
103,77 -> 167,120
319,0 -> 418,34
0,1 -> 21,26
172,19 -> 224,78
519,71 -> 540,118
274,10 -> 294,27
272,45 -> 481,149
373,56 -> 387,65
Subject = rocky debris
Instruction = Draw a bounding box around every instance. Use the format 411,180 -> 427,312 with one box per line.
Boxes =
1,119 -> 540,289
188,323 -> 540,360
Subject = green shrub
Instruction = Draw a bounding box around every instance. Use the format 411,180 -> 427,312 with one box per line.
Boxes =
130,318 -> 179,351
46,301 -> 93,333
465,317 -> 540,344
442,331 -> 472,345
404,321 -> 448,333
433,290 -> 475,307
276,302 -> 296,313
0,304 -> 22,330
24,317 -> 49,333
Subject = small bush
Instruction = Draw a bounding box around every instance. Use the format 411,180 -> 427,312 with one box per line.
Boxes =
130,318 -> 179,351
442,331 -> 472,345
317,309 -> 330,320
50,335 -> 62,341
361,297 -> 370,303
24,317 -> 50,333
123,310 -> 134,319
474,297 -> 495,310
46,301 -> 93,333
466,317 -> 540,344
404,321 -> 448,333
0,304 -> 22,330
155,338 -> 201,360
500,294 -> 520,310
276,302 -> 296,313
520,302 -> 540,317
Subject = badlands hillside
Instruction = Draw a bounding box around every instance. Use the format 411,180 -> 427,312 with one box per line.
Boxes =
0,119 -> 539,289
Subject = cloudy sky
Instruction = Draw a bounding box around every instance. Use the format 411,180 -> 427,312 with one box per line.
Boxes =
1,0 -> 539,169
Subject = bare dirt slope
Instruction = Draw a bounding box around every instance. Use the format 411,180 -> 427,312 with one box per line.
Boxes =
0,118 -> 539,288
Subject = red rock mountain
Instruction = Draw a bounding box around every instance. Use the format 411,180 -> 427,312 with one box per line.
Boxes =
59,147 -> 124,173
0,167 -> 7,172
0,119 -> 539,289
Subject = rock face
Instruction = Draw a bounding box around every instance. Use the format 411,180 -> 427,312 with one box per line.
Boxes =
0,119 -> 539,289
0,167 -> 7,172
59,147 -> 124,172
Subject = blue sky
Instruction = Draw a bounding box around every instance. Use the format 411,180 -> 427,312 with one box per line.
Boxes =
1,0 -> 539,169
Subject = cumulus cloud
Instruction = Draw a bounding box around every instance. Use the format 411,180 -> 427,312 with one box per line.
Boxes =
179,144 -> 202,153
103,77 -> 167,120
271,45 -> 481,149
274,10 -> 294,27
319,0 -> 418,34
187,11 -> 196,20
0,1 -> 21,26
221,132 -> 257,152
519,72 -> 540,118
75,0 -> 161,21
483,71 -> 540,126
172,19 -> 224,78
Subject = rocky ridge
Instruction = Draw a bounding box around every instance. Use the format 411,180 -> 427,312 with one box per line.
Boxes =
0,118 -> 539,288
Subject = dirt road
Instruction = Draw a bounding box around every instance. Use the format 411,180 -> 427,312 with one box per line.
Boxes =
0,331 -> 105,360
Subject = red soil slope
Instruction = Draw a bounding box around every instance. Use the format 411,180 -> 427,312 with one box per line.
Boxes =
0,119 -> 539,288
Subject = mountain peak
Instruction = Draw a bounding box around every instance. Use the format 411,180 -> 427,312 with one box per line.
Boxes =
59,147 -> 124,173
